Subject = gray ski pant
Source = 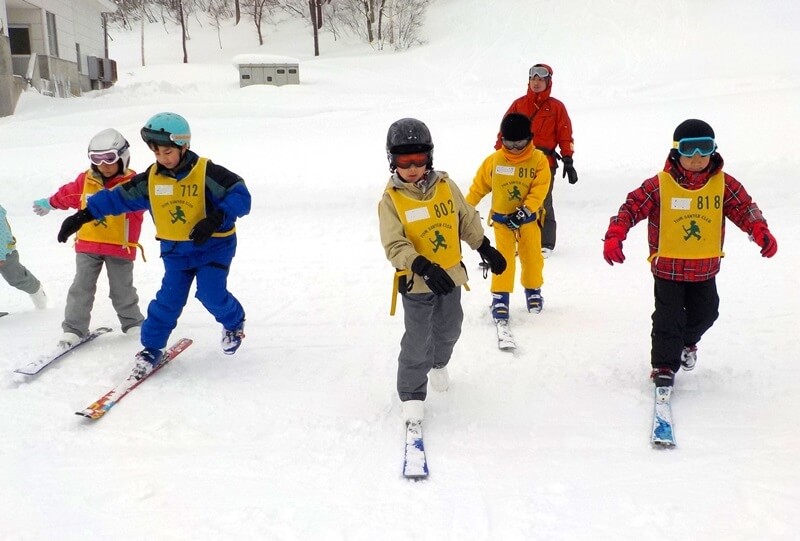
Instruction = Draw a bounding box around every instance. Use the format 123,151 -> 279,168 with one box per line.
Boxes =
0,249 -> 41,294
397,288 -> 463,401
63,253 -> 143,337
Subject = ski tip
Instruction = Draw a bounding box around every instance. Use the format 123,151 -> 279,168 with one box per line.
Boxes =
651,441 -> 676,449
75,408 -> 105,420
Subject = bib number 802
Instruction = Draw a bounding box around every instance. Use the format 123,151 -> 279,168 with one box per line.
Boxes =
433,199 -> 455,218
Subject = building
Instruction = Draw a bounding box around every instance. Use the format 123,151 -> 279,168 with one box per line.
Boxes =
1,0 -> 117,117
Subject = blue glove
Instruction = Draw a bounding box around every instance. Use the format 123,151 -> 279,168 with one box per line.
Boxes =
33,198 -> 53,216
505,206 -> 536,230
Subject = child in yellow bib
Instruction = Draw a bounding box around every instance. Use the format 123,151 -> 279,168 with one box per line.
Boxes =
466,113 -> 551,323
34,128 -> 144,347
603,119 -> 778,389
378,118 -> 506,426
57,113 -> 251,381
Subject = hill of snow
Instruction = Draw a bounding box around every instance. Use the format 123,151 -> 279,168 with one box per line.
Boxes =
1,1 -> 798,539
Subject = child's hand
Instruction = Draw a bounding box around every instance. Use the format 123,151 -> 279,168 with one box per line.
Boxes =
505,206 -> 536,230
410,256 -> 455,296
477,237 -> 507,275
603,224 -> 628,265
58,209 -> 95,243
33,198 -> 53,216
750,222 -> 777,258
189,210 -> 224,246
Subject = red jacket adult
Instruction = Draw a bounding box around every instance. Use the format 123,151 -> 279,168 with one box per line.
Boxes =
607,153 -> 767,282
495,78 -> 574,169
48,169 -> 144,261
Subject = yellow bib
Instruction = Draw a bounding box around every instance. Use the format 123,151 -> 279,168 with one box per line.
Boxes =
654,171 -> 724,260
490,159 -> 538,215
77,171 -> 130,247
148,158 -> 234,241
386,179 -> 462,269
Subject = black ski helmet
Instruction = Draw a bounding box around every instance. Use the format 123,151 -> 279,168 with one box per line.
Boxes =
500,113 -> 532,141
673,119 -> 715,142
386,118 -> 434,171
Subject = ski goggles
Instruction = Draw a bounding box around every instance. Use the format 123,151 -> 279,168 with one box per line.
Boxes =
529,66 -> 551,79
88,145 -> 127,165
393,152 -> 429,169
674,137 -> 716,157
140,127 -> 189,147
502,138 -> 531,150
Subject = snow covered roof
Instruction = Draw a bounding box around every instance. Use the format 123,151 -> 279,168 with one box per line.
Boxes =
232,54 -> 299,66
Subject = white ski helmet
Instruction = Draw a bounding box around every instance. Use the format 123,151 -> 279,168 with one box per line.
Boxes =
88,128 -> 131,170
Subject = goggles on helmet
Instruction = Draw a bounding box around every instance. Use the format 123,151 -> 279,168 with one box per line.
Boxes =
141,127 -> 188,147
674,137 -> 716,157
393,152 -> 429,169
529,66 -> 551,79
502,138 -> 531,151
88,150 -> 121,165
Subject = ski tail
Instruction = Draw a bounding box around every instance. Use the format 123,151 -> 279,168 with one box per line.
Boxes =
76,337 -> 193,420
651,386 -> 676,448
13,327 -> 113,376
403,420 -> 429,479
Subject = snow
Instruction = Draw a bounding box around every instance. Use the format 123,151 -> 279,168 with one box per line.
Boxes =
1,0 -> 799,538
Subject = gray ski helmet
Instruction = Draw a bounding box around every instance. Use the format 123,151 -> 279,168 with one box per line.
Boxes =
88,128 -> 131,170
386,118 -> 434,170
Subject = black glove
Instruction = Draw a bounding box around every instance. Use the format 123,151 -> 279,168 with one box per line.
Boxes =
505,206 -> 536,230
410,256 -> 456,296
57,208 -> 95,243
477,236 -> 507,275
562,156 -> 578,184
189,210 -> 224,246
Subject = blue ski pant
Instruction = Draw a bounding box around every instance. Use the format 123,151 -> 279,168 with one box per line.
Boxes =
141,237 -> 245,350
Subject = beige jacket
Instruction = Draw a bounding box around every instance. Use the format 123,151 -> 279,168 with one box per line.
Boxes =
378,170 -> 485,294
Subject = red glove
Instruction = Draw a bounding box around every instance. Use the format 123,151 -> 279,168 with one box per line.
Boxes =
750,222 -> 777,258
603,224 -> 628,265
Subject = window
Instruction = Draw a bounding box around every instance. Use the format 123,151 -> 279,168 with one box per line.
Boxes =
9,27 -> 31,55
46,11 -> 59,57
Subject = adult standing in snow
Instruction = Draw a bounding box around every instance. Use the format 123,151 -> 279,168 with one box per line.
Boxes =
379,118 -> 506,425
33,128 -> 145,347
603,119 -> 778,388
1,204 -> 47,309
495,63 -> 577,258
57,112 -> 251,380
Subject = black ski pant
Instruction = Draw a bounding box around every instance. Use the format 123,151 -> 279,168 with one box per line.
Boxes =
651,276 -> 719,372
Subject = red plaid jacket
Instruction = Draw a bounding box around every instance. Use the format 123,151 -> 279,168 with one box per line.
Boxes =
608,153 -> 767,282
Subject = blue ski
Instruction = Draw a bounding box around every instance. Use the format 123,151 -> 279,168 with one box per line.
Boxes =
403,420 -> 429,479
651,386 -> 676,448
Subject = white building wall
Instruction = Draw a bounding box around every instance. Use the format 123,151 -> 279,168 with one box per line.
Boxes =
0,0 -> 8,37
7,7 -> 45,56
6,1 -> 109,64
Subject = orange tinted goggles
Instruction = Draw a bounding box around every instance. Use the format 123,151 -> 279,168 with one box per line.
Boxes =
394,153 -> 429,169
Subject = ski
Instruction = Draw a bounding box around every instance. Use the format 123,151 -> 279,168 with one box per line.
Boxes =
495,319 -> 516,350
13,327 -> 113,376
651,386 -> 676,448
75,337 -> 193,420
403,420 -> 429,479
0,311 -> 8,318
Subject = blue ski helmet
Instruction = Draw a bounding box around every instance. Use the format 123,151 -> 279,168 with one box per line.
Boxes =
141,112 -> 191,148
